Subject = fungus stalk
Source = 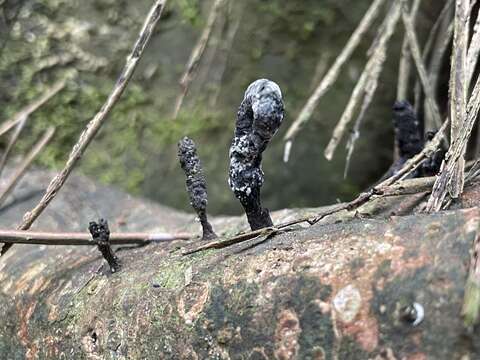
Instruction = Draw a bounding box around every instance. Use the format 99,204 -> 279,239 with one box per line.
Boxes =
383,100 -> 445,181
178,137 -> 217,240
383,101 -> 424,179
229,79 -> 284,230
89,219 -> 121,273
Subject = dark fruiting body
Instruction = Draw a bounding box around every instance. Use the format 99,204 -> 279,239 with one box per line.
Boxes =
178,137 -> 217,240
383,101 -> 424,179
381,101 -> 446,181
393,101 -> 424,159
89,219 -> 121,273
228,79 -> 284,230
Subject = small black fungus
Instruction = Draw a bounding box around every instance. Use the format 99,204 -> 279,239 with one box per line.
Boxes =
383,100 -> 445,179
388,100 -> 424,178
89,219 -> 121,273
228,79 -> 284,230
393,101 -> 424,159
178,136 -> 217,240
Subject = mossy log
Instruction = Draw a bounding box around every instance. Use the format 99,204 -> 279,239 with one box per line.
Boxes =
0,169 -> 480,359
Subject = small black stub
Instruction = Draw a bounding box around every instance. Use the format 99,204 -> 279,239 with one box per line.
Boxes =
89,219 -> 121,273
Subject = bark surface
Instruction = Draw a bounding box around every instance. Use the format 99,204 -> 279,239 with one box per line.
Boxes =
0,168 -> 479,359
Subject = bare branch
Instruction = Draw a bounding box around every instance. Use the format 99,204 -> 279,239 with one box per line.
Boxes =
0,0 -> 168,256
183,176 -> 440,256
0,127 -> 55,207
448,0 -> 470,198
468,3 -> 480,87
381,120 -> 450,187
324,1 -> 401,161
412,0 -> 453,116
427,0 -> 471,212
172,0 -> 226,118
282,0 -> 388,161
401,0 -> 444,130
397,0 -> 423,101
419,5 -> 454,131
0,230 -> 191,245
0,116 -> 27,178
0,79 -> 65,137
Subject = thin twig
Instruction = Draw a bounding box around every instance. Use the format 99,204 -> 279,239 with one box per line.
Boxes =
0,116 -> 27,178
0,0 -> 168,257
184,175 -> 441,256
183,227 -> 279,255
418,5 -> 454,130
0,79 -> 65,137
381,120 -> 449,187
0,127 -> 55,207
397,0 -> 423,101
467,5 -> 480,87
449,0 -> 469,199
282,0 -> 388,162
0,230 -> 191,245
413,0 -> 453,116
209,0 -> 245,108
401,0 -> 444,130
324,1 -> 402,161
0,78 -> 64,177
172,0 -> 225,119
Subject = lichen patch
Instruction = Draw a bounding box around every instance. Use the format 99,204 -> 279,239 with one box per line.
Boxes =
178,282 -> 210,325
274,309 -> 302,360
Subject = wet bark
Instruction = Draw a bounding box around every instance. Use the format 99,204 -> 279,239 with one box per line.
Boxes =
0,168 -> 479,359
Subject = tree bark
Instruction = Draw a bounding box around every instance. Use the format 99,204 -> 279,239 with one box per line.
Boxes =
0,168 -> 479,359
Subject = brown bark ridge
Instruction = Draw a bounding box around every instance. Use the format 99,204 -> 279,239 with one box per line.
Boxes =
1,168 -> 480,359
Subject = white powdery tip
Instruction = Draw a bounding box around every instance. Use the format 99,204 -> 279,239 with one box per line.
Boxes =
244,79 -> 282,100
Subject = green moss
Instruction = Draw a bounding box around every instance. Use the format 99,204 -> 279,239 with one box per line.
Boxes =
152,258 -> 197,289
463,278 -> 480,329
177,0 -> 201,26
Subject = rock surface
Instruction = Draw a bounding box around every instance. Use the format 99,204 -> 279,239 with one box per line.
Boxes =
0,168 -> 479,359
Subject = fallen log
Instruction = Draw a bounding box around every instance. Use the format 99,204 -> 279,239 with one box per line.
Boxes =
0,169 -> 480,358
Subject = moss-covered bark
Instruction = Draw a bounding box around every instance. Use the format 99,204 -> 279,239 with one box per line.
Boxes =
0,169 -> 479,358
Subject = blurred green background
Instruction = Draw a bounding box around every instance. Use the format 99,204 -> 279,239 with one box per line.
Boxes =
0,0 -> 443,215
